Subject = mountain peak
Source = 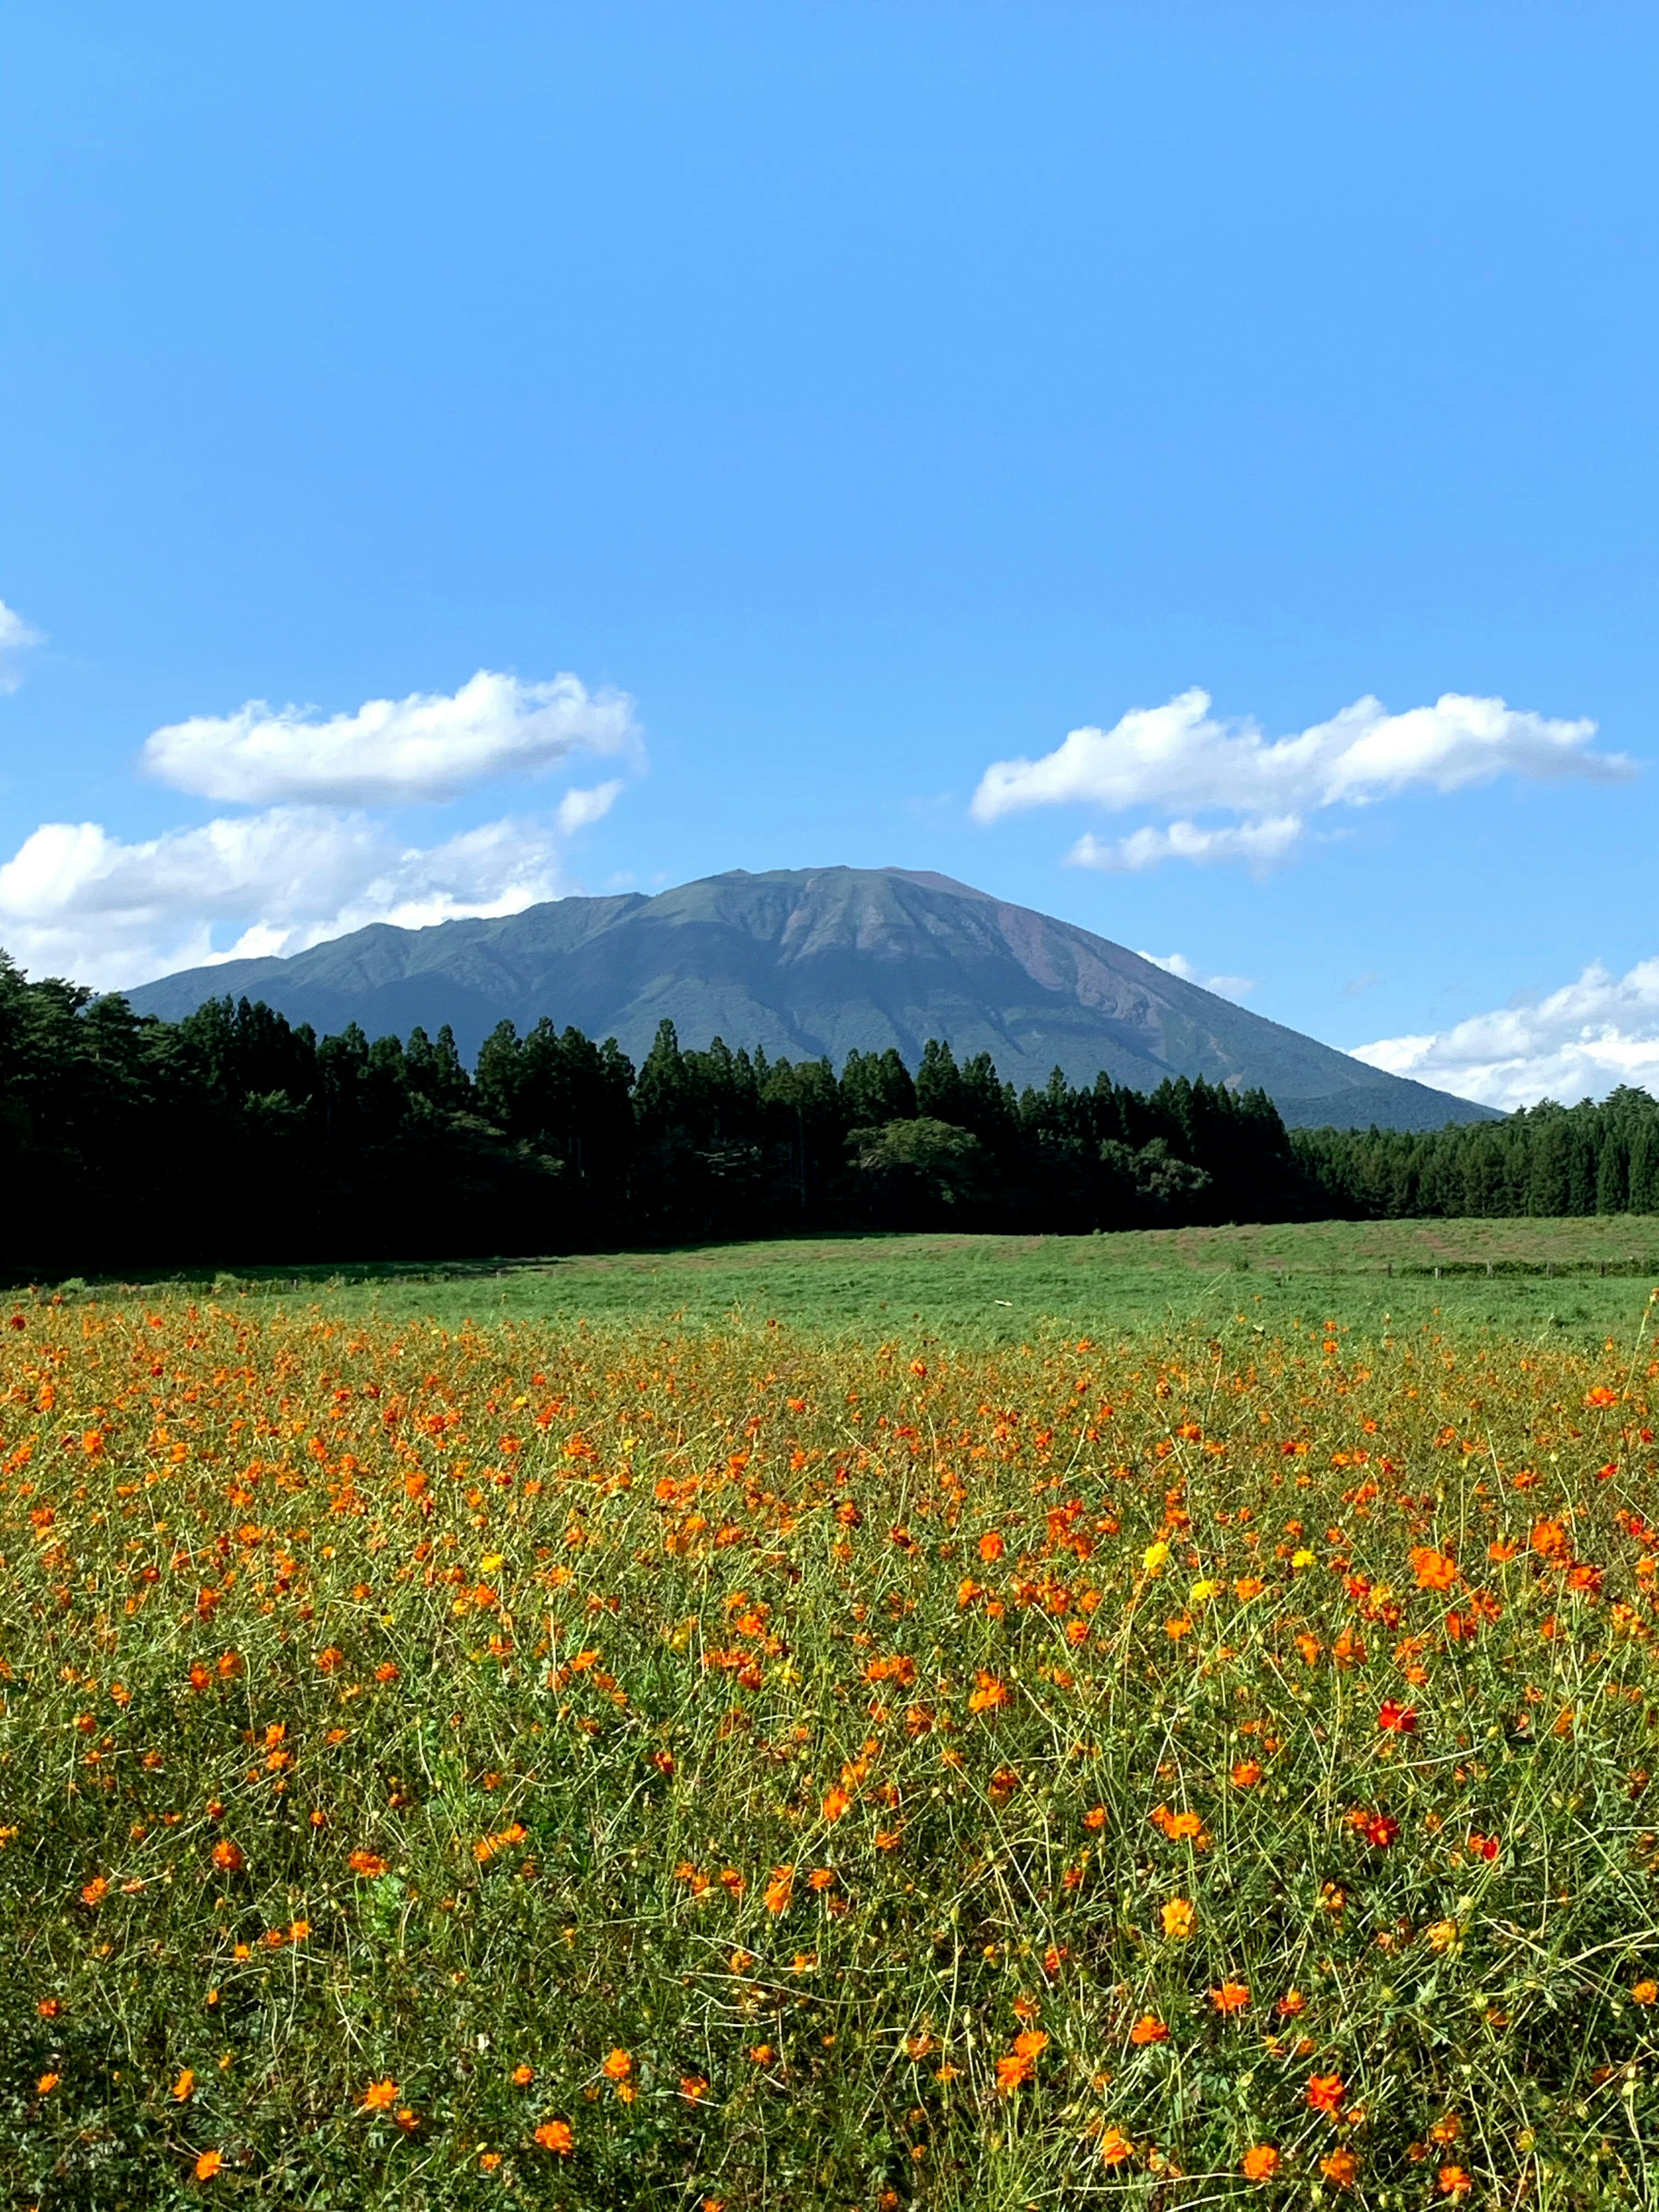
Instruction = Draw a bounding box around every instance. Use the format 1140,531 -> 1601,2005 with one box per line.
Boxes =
124,866 -> 1495,1130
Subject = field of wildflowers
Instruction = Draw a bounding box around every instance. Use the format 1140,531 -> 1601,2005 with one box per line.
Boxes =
5,1291 -> 1659,2207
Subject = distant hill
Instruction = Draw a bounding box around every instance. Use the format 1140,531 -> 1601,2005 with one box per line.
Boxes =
125,865 -> 1496,1131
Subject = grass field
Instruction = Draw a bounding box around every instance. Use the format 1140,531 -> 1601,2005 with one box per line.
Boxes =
100,1213 -> 1659,1349
6,1264 -> 1659,2206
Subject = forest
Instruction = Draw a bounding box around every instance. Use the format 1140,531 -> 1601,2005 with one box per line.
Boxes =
2,950 -> 1656,1272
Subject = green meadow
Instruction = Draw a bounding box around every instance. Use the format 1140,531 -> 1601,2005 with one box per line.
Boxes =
100,1213 -> 1659,1351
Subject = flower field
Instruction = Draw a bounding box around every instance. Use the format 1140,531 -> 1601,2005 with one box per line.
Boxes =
5,1294 -> 1659,2207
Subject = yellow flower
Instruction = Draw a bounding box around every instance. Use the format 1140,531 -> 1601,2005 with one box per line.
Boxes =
1142,1541 -> 1170,1575
1291,1548 -> 1316,1569
1188,1578 -> 1219,1602
1160,1896 -> 1195,1940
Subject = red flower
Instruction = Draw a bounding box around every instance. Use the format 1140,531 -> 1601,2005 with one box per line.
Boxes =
1306,2072 -> 1345,2117
1378,1701 -> 1417,1733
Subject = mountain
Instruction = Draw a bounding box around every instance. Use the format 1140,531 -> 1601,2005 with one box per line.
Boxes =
124,866 -> 1496,1130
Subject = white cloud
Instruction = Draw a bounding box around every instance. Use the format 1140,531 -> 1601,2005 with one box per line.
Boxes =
1069,815 -> 1304,873
143,667 -> 639,805
1353,957 -> 1659,1111
972,686 -> 1630,871
1137,949 -> 1255,1003
0,599 -> 44,693
556,778 -> 625,834
0,805 -> 576,991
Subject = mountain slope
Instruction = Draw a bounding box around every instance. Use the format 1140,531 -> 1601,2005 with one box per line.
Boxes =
124,866 -> 1495,1130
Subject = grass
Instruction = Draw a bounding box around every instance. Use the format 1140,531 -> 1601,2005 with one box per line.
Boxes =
82,1213 -> 1659,1350
5,1281 -> 1659,2206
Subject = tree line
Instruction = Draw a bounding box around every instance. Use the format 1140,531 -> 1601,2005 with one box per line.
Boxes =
3,950 -> 1656,1274
0,955 -> 1304,1270
1294,1087 -> 1659,1221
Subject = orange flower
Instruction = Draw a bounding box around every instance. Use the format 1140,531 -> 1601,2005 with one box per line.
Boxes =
1241,2145 -> 1280,2181
360,2079 -> 399,2111
210,1840 -> 244,1874
1411,1547 -> 1458,1592
763,1867 -> 795,1915
512,2065 -> 535,2086
1210,1981 -> 1250,2014
1233,1575 -> 1265,1602
194,2149 -> 224,2180
821,1786 -> 852,1821
978,1531 -> 1005,1563
1530,1519 -> 1570,1560
1276,1990 -> 1307,2017
1633,1980 -> 1658,2004
1160,1896 -> 1195,1939
533,2118 -> 574,2154
348,1850 -> 388,1878
37,2072 -> 60,2094
80,1875 -> 109,1907
1129,2013 -> 1169,2045
601,2048 -> 632,2082
1321,2147 -> 1358,2187
968,1671 -> 1010,1713
1083,1805 -> 1107,1830
1306,2072 -> 1344,2116
1155,1807 -> 1205,1843
172,2068 -> 196,2102
680,2074 -> 709,2101
1231,1759 -> 1263,1788
1100,2125 -> 1134,2165
749,2043 -> 774,2065
1438,2168 -> 1472,2199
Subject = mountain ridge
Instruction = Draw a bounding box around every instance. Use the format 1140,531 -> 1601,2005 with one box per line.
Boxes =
124,865 -> 1495,1131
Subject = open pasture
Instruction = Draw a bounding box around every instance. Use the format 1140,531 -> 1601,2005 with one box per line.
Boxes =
5,1286 -> 1659,2206
130,1213 -> 1659,1349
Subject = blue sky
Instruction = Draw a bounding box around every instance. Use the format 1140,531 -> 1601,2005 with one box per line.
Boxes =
3,1 -> 1656,1107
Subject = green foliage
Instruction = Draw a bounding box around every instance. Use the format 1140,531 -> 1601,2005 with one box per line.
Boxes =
6,936 -> 1659,1281
1297,1088 -> 1659,1224
0,954 -> 1305,1274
